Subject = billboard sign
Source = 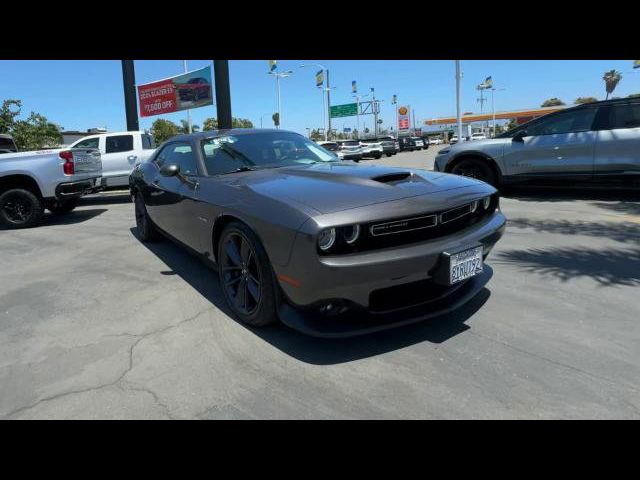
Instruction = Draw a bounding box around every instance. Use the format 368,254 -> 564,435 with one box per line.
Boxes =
137,66 -> 213,118
398,105 -> 410,130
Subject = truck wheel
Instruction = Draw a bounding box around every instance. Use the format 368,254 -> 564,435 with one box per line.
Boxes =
386,154 -> 393,157
218,222 -> 279,327
0,188 -> 44,229
47,198 -> 79,215
134,192 -> 161,242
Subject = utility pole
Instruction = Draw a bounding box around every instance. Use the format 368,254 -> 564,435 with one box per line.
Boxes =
121,60 -> 139,131
183,60 -> 192,133
214,60 -> 232,129
371,87 -> 378,137
268,67 -> 293,129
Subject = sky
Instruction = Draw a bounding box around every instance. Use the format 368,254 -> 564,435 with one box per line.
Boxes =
1,60 -> 638,135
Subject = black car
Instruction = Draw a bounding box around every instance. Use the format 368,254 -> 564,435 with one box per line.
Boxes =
397,136 -> 417,152
376,136 -> 398,157
420,137 -> 431,150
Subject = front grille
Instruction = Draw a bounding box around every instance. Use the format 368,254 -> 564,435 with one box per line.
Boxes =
320,194 -> 499,255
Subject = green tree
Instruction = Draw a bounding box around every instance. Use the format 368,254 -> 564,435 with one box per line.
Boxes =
309,129 -> 323,141
505,119 -> 519,131
0,99 -> 22,134
575,97 -> 598,104
11,112 -> 62,150
541,98 -> 566,107
202,117 -> 255,131
150,118 -> 179,144
178,119 -> 200,134
603,69 -> 622,100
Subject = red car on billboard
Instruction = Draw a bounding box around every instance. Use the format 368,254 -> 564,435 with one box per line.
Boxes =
176,77 -> 212,102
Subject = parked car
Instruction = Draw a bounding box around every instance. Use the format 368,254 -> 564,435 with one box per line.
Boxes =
420,137 -> 431,150
335,140 -> 363,161
176,77 -> 212,102
449,135 -> 460,145
434,98 -> 640,188
376,136 -> 398,157
397,136 -> 417,151
359,139 -> 384,159
471,133 -> 487,141
0,134 -> 18,154
411,137 -> 425,150
130,129 -> 506,336
317,141 -> 343,159
68,131 -> 155,188
0,146 -> 102,228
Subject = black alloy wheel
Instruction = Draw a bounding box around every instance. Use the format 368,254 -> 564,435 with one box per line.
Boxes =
218,222 -> 278,327
0,189 -> 44,229
451,159 -> 497,187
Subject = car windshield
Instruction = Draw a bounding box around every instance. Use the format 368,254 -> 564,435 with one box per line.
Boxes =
201,131 -> 338,175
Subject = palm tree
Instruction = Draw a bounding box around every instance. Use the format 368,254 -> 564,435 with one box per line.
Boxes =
603,70 -> 622,100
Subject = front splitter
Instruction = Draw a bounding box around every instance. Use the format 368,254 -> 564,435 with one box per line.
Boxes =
278,265 -> 493,338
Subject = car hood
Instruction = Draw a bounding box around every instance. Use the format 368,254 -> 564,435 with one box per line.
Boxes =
233,162 -> 487,214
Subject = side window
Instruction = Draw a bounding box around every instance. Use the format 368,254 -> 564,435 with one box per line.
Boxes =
608,104 -> 640,129
74,137 -> 100,149
160,142 -> 198,176
142,134 -> 155,150
527,108 -> 597,136
106,135 -> 134,154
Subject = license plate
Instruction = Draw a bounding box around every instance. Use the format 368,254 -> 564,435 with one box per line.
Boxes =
449,246 -> 483,285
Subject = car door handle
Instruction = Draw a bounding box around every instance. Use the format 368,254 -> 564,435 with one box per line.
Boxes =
128,155 -> 138,161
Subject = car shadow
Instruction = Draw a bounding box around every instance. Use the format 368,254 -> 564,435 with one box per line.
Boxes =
507,217 -> 640,244
0,208 -> 107,230
130,227 -> 490,365
495,247 -> 640,287
501,186 -> 639,204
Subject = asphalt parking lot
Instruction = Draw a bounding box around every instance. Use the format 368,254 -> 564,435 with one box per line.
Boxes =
1,148 -> 639,419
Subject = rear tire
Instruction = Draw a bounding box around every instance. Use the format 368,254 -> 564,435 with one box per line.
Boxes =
450,158 -> 498,187
218,222 -> 279,327
0,188 -> 44,229
47,198 -> 79,215
134,192 -> 161,242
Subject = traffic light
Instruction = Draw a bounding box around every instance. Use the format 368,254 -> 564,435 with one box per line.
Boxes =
272,112 -> 280,127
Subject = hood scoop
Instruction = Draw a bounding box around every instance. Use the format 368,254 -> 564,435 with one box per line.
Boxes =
371,171 -> 419,185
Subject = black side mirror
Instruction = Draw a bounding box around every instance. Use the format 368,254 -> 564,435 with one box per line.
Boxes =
160,163 -> 180,177
513,130 -> 527,142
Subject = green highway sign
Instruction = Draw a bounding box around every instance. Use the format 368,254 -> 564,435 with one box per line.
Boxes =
330,103 -> 358,118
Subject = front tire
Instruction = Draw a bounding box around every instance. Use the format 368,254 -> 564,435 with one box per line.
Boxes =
47,198 -> 79,215
0,188 -> 44,229
134,192 -> 160,242
450,158 -> 498,187
218,222 -> 278,327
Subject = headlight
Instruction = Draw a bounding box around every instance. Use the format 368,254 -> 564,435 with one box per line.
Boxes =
318,228 -> 336,251
482,196 -> 491,210
343,225 -> 360,244
470,200 -> 479,213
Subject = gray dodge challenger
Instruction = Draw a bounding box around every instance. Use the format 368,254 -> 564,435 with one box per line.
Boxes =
130,129 -> 506,337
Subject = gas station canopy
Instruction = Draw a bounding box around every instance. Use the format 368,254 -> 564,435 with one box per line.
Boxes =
424,105 -> 566,126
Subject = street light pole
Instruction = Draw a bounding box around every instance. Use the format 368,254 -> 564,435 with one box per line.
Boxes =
455,60 -> 463,143
269,69 -> 293,129
491,87 -> 506,137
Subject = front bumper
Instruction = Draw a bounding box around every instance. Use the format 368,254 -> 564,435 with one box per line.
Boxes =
276,211 -> 506,310
55,177 -> 103,198
278,265 -> 492,338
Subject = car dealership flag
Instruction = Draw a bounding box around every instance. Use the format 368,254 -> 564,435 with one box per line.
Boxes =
352,81 -> 357,94
137,65 -> 213,118
634,60 -> 640,69
268,60 -> 277,72
316,70 -> 324,87
482,76 -> 493,88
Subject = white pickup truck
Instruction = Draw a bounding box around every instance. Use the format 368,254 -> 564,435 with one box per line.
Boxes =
68,131 -> 155,188
0,147 -> 102,228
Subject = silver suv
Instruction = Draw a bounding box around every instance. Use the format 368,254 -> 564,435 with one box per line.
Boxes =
434,98 -> 640,188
